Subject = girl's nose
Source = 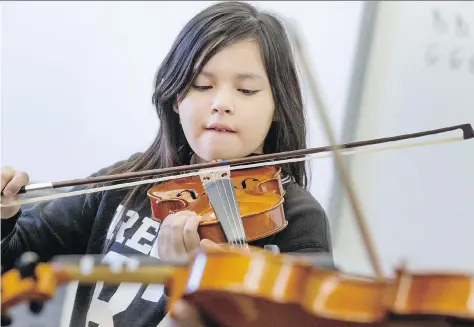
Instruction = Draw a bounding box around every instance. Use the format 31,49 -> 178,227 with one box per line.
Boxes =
210,91 -> 235,115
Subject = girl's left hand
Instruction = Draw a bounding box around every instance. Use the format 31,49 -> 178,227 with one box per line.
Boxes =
168,239 -> 224,327
169,300 -> 217,327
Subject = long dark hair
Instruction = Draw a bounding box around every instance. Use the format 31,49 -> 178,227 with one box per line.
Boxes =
104,1 -> 309,211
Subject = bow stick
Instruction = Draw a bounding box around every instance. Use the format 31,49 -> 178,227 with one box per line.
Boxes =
0,124 -> 472,209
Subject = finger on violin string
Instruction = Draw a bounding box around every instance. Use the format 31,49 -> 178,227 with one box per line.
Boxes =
158,210 -> 202,261
183,213 -> 203,253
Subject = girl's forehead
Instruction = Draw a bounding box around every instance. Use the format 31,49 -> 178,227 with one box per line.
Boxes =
196,40 -> 267,78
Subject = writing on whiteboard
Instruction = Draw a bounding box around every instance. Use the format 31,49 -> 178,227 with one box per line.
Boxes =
425,8 -> 473,74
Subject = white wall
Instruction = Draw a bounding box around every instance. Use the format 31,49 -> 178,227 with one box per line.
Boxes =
333,1 -> 474,277
1,1 -> 365,213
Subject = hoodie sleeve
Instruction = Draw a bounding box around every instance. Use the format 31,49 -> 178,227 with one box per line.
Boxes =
0,163 -> 125,272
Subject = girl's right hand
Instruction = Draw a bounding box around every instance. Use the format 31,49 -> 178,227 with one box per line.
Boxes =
1,166 -> 29,219
157,210 -> 204,261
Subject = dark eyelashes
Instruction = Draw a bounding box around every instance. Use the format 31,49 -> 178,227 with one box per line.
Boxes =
192,85 -> 212,91
191,84 -> 260,95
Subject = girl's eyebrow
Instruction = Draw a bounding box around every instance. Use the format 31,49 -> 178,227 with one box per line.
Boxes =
200,70 -> 265,81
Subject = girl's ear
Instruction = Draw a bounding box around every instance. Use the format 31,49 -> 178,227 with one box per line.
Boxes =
173,96 -> 180,114
174,93 -> 185,114
272,109 -> 278,122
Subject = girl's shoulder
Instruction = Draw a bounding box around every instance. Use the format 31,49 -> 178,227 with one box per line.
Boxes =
282,178 -> 325,217
279,176 -> 332,253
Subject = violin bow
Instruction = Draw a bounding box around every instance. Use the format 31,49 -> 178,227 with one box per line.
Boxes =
1,123 -> 471,209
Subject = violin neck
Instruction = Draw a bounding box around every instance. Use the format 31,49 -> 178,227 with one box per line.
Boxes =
56,264 -> 174,285
51,255 -> 183,285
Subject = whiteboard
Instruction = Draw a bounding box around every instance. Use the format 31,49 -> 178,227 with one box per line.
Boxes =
333,1 -> 474,276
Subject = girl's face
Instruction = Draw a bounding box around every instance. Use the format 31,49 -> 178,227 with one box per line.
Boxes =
175,39 -> 275,162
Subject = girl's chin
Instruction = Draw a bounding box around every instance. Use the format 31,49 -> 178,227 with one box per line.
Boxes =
193,148 -> 250,163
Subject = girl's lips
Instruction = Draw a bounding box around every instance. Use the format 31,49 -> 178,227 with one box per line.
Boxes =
206,122 -> 236,132
206,128 -> 236,133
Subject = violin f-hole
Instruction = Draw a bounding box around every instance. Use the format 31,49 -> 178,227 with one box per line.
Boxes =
240,178 -> 259,189
151,199 -> 187,221
176,190 -> 197,200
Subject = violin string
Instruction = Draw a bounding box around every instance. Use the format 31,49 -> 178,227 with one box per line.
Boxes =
212,169 -> 246,248
227,178 -> 247,247
0,136 -> 462,209
211,172 -> 241,248
217,177 -> 242,248
222,176 -> 247,248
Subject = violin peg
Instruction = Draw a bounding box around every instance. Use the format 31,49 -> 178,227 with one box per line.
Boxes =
29,301 -> 44,314
16,252 -> 40,279
1,314 -> 12,326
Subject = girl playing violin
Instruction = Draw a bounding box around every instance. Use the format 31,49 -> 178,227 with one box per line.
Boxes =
1,1 -> 332,327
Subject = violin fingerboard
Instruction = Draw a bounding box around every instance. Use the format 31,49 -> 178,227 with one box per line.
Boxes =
204,179 -> 247,246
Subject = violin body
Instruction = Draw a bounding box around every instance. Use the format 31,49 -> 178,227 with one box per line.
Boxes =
301,269 -> 390,325
2,249 -> 474,327
167,247 -> 322,327
388,267 -> 474,320
147,165 -> 288,243
168,251 -> 474,327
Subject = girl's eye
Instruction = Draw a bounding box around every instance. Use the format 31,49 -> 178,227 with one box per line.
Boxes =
192,85 -> 259,96
238,89 -> 259,96
192,85 -> 213,91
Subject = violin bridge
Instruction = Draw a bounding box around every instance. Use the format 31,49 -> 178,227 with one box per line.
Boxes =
198,165 -> 247,247
198,165 -> 231,185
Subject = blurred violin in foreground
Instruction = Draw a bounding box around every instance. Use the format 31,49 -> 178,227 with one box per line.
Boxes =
2,247 -> 473,327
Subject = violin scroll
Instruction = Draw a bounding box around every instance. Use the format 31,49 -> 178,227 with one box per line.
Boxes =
1,252 -> 54,326
16,252 -> 45,314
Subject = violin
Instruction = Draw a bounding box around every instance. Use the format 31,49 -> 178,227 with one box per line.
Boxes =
2,248 -> 473,327
147,165 -> 287,245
